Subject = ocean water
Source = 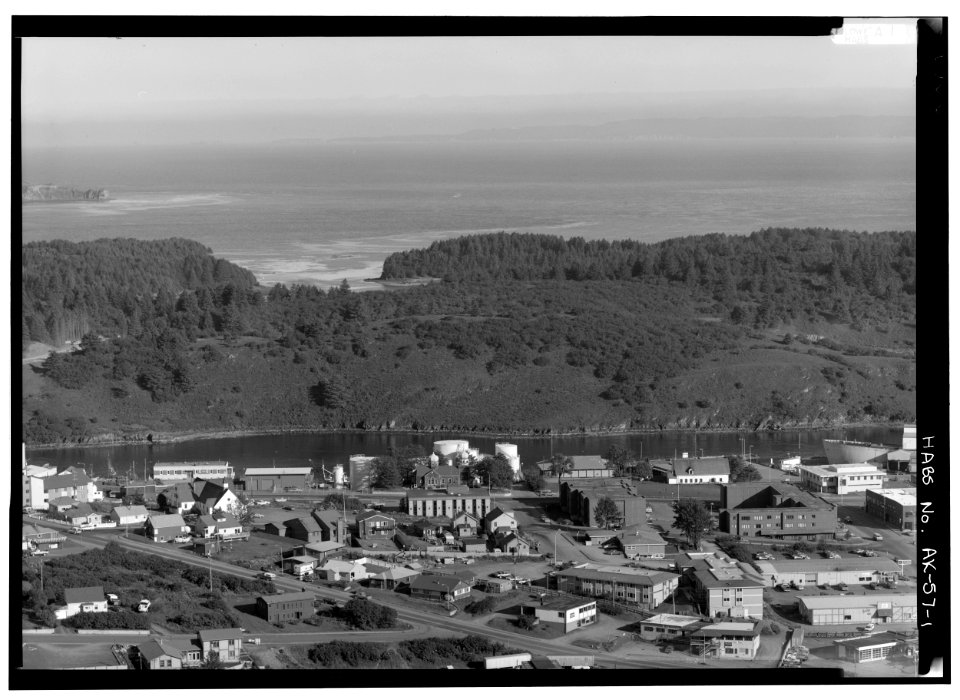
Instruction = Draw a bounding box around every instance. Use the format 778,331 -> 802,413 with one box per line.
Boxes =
21,138 -> 916,290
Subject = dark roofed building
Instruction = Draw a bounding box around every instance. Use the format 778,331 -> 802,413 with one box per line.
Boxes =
720,482 -> 837,539
409,575 -> 472,602
256,591 -> 315,623
283,516 -> 324,543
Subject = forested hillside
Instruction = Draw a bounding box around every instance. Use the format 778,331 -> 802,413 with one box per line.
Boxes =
22,231 -> 916,445
21,238 -> 257,348
382,229 -> 916,330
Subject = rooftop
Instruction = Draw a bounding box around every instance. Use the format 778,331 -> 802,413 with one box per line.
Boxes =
411,575 -> 468,592
258,592 -> 315,604
405,488 -> 491,499
835,632 -> 910,650
866,488 -> 916,506
797,593 -> 917,610
64,586 -> 105,604
243,466 -> 312,476
801,463 -> 887,477
112,505 -> 149,518
148,513 -> 186,528
608,529 -> 666,546
643,613 -> 703,627
753,557 -> 900,575
557,564 -> 679,586
691,622 -> 759,638
536,595 -> 596,612
197,628 -> 245,643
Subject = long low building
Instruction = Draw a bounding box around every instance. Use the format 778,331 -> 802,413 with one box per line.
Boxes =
554,564 -> 679,610
153,461 -> 234,482
240,467 -> 312,492
402,489 -> 492,518
752,557 -> 900,587
797,593 -> 918,626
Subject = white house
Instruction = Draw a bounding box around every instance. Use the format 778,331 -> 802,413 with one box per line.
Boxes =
55,586 -> 108,620
316,558 -> 368,582
483,507 -> 518,536
111,505 -> 149,527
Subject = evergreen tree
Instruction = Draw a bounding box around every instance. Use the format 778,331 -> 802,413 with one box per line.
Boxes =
672,499 -> 712,550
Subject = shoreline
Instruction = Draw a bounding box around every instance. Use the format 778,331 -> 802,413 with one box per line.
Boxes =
23,421 -> 903,451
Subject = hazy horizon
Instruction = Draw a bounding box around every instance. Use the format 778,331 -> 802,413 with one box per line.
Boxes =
21,32 -> 917,148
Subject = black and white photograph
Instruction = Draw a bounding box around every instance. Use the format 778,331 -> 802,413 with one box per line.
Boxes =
10,6 -> 949,690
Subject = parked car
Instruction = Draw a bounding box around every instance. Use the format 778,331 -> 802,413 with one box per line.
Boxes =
873,533 -> 884,542
864,623 -> 876,631
30,549 -> 48,557
515,577 -> 531,586
136,599 -> 151,613
843,517 -> 853,524
69,527 -> 83,535
282,506 -> 295,511
792,582 -> 805,591
794,552 -> 810,560
775,584 -> 787,592
492,571 -> 511,579
275,497 -> 288,503
252,513 -> 264,519
827,551 -> 842,559
838,583 -> 849,591
259,572 -> 277,580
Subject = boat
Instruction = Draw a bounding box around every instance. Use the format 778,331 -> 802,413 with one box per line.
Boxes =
822,439 -> 892,464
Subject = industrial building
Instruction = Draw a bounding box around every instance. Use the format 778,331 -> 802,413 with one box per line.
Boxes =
797,593 -> 917,626
720,482 -> 837,539
240,466 -> 312,492
835,633 -> 916,664
752,557 -> 900,587
559,478 -> 646,528
153,461 -> 234,482
554,564 -> 679,610
798,463 -> 886,495
537,455 -> 614,479
402,489 -> 492,518
865,488 -> 916,530
650,455 -> 730,485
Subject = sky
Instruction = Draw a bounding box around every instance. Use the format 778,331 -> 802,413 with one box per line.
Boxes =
19,28 -> 919,147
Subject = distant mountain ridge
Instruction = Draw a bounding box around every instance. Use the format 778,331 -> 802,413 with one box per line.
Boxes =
330,115 -> 915,143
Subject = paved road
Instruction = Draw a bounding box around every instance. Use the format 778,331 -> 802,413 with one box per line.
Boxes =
25,520 -> 686,668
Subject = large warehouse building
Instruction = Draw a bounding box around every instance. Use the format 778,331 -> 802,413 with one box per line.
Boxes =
752,557 -> 900,587
797,593 -> 917,626
240,466 -> 312,492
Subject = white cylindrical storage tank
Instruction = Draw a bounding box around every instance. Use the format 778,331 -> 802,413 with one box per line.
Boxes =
333,464 -> 345,488
434,439 -> 470,457
495,443 -> 522,478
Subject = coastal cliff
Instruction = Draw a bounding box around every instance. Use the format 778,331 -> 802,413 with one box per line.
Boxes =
22,184 -> 108,202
